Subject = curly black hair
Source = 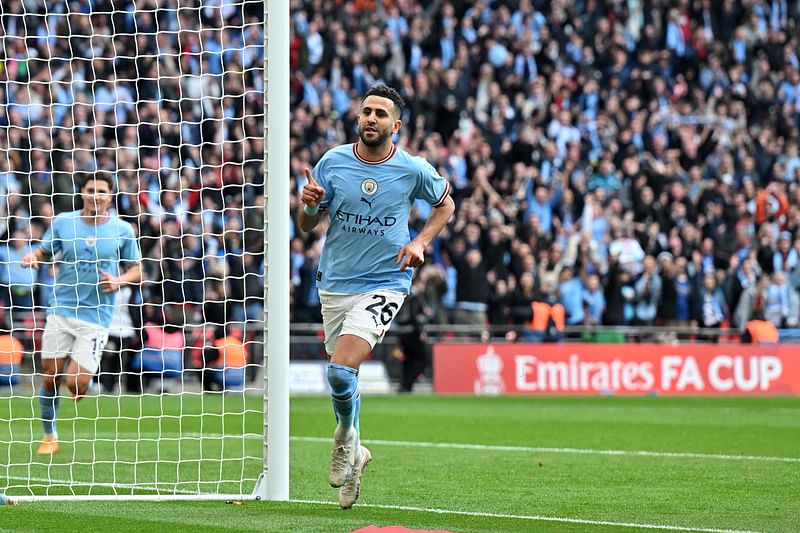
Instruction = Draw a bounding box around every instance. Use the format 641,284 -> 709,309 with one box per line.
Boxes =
363,83 -> 405,118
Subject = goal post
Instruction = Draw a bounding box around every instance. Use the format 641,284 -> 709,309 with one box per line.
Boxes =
264,0 -> 290,502
0,0 -> 289,502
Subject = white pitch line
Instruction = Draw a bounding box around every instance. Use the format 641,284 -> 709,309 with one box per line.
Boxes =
290,436 -> 800,463
291,499 -> 763,533
8,431 -> 798,464
1,475 -> 764,533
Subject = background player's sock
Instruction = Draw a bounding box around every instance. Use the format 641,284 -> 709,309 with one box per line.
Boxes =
39,386 -> 60,436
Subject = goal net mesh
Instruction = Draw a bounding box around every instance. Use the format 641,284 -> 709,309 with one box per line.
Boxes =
0,0 -> 265,499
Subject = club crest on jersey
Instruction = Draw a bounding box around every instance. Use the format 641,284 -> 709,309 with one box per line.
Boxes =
361,178 -> 378,196
85,236 -> 97,247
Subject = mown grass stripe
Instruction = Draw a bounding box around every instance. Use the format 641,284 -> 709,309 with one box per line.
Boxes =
289,436 -> 800,463
291,499 -> 764,533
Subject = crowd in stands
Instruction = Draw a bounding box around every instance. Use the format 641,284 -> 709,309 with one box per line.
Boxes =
0,1 -> 264,326
0,0 -> 263,382
1,0 -> 799,357
289,0 -> 800,336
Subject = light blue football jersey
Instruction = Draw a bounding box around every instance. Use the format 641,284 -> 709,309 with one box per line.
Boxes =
40,210 -> 142,327
314,143 -> 451,294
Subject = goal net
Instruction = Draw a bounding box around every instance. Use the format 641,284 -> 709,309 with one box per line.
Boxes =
0,0 -> 284,501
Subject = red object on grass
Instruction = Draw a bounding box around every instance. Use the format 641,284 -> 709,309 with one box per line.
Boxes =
351,527 -> 454,533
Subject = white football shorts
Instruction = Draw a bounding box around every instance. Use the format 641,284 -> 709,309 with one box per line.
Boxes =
318,289 -> 406,356
41,313 -> 109,374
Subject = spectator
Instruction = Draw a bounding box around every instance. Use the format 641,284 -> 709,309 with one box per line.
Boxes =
395,274 -> 431,393
442,235 -> 489,329
203,325 -> 248,392
694,273 -> 729,340
0,317 -> 23,387
0,229 -> 36,319
558,265 -> 584,326
581,273 -> 606,326
634,256 -> 663,327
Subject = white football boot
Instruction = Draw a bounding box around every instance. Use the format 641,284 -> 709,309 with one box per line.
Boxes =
339,445 -> 371,509
329,426 -> 356,487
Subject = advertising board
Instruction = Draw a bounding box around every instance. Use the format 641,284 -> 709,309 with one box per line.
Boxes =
433,343 -> 800,395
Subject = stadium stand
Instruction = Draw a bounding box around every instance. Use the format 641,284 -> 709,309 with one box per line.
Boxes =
288,0 -> 800,341
0,0 -> 265,386
1,1 -> 799,372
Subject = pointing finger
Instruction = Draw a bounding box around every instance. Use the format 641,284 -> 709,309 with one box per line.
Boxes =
304,168 -> 318,187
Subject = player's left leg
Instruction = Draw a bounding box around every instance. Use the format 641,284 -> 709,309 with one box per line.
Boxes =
63,359 -> 98,402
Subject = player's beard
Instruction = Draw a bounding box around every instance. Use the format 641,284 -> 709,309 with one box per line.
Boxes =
358,124 -> 392,147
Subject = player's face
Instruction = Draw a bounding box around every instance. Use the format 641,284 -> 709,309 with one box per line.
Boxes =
357,95 -> 401,147
81,179 -> 113,216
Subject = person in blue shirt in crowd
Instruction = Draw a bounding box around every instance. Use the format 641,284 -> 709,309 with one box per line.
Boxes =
0,229 -> 37,316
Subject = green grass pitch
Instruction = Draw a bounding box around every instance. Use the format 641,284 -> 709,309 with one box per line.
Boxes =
0,393 -> 798,532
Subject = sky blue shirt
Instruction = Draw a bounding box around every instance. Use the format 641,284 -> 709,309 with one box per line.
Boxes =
314,143 -> 450,294
39,210 -> 142,327
0,243 -> 36,288
559,277 -> 585,325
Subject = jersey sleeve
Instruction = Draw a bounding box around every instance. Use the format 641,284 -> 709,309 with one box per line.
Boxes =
40,218 -> 59,255
413,158 -> 451,207
119,222 -> 142,263
311,156 -> 333,210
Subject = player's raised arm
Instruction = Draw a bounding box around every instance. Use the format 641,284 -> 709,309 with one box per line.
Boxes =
298,167 -> 326,232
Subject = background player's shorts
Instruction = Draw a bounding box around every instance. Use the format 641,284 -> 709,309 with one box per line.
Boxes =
319,289 -> 406,356
41,314 -> 109,374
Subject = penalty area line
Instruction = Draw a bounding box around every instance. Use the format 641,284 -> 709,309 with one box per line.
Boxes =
16,432 -> 798,463
291,499 -> 763,533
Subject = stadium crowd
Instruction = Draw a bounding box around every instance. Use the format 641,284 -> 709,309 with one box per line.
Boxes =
289,0 -> 800,337
0,0 -> 799,353
0,0 -> 266,343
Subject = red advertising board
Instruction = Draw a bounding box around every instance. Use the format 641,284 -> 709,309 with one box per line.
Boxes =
433,343 -> 800,395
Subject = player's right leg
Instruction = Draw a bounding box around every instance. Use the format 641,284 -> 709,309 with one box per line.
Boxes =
36,358 -> 68,455
37,315 -> 80,454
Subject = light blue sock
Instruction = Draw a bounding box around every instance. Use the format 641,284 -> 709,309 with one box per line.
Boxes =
327,363 -> 359,431
39,386 -> 59,436
354,388 -> 361,434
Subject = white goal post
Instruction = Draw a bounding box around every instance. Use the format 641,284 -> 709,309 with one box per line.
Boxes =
264,0 -> 290,502
0,0 -> 289,501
